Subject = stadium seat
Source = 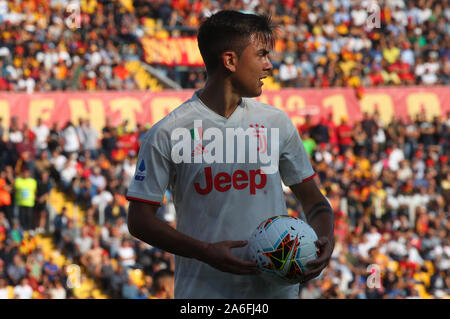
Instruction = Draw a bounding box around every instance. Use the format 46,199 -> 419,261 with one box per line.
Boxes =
125,61 -> 163,91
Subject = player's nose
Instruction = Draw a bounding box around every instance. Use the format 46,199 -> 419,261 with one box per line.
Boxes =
263,56 -> 273,71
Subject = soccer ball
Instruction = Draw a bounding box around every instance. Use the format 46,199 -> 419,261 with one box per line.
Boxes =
247,215 -> 319,285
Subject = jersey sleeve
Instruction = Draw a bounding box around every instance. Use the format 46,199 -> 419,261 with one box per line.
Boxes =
279,118 -> 315,186
126,130 -> 172,206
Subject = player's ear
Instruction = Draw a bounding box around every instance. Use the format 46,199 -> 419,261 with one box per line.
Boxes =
221,51 -> 238,73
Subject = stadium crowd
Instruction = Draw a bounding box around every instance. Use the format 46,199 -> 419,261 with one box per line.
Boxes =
0,107 -> 449,299
0,116 -> 176,299
0,0 -> 448,92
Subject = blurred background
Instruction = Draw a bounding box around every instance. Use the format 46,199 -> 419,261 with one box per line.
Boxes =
0,0 -> 449,299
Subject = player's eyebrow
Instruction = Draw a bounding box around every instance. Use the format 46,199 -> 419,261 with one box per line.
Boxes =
257,48 -> 270,55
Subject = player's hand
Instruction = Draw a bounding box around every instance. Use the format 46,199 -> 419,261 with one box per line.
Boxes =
301,236 -> 333,284
200,240 -> 260,276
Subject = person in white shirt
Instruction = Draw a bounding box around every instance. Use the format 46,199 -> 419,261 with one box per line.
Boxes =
60,153 -> 78,190
118,239 -> 136,269
17,76 -> 35,94
8,121 -> 23,145
421,67 -> 438,85
92,185 -> 113,225
89,167 -> 106,190
32,118 -> 50,153
127,10 -> 334,299
74,226 -> 93,255
62,121 -> 80,154
0,277 -> 9,299
388,143 -> 405,172
391,5 -> 408,26
351,4 -> 368,27
278,56 -> 298,87
14,278 -> 33,299
81,119 -> 99,156
49,278 -> 67,299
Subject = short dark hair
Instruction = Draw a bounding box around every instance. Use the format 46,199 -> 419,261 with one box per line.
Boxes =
152,269 -> 174,292
197,10 -> 275,75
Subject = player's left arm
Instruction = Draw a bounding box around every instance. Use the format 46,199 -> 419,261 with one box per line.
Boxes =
289,178 -> 334,283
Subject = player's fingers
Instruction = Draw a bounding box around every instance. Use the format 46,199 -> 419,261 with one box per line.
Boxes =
226,253 -> 259,268
226,240 -> 249,248
306,239 -> 331,267
303,263 -> 326,277
306,252 -> 329,267
224,240 -> 259,265
314,238 -> 328,251
301,265 -> 326,283
217,262 -> 259,275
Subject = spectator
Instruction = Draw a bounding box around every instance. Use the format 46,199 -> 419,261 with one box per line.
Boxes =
0,276 -> 8,299
7,254 -> 26,286
0,171 -> 12,224
14,277 -> 33,299
35,170 -> 52,234
80,237 -> 105,277
121,276 -> 139,299
80,119 -> 99,158
14,167 -> 37,232
151,269 -> 174,299
278,56 -> 298,87
8,118 -> 23,145
301,130 -> 317,157
109,265 -> 128,299
388,143 -> 406,172
337,117 -> 353,155
91,185 -> 113,225
42,257 -> 59,283
101,119 -> 117,160
117,238 -> 136,270
74,226 -> 93,258
58,218 -> 77,260
89,167 -> 106,191
0,117 -> 4,142
98,254 -> 115,294
49,278 -> 67,299
104,197 -> 127,225
34,150 -> 52,177
53,207 -> 68,246
61,122 -> 80,155
31,118 -> 50,155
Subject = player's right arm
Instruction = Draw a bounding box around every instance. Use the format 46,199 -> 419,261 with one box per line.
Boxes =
127,127 -> 258,276
127,199 -> 259,276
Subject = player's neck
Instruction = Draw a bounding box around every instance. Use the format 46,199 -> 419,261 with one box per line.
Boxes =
198,78 -> 241,119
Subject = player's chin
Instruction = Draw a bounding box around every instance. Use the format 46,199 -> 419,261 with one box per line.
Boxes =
241,87 -> 263,98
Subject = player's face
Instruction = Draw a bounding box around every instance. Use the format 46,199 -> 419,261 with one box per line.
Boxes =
232,36 -> 273,98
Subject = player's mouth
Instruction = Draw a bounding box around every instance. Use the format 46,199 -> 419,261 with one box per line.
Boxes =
259,75 -> 267,85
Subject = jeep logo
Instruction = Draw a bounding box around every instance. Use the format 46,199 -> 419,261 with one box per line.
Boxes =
194,167 -> 267,195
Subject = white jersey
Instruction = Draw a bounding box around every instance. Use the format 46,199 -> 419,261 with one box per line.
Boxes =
126,92 -> 315,299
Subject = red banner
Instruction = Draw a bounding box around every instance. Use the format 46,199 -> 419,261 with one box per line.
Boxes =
141,37 -> 205,67
0,87 -> 449,135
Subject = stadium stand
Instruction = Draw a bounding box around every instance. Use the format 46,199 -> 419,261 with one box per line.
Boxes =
0,0 -> 448,92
